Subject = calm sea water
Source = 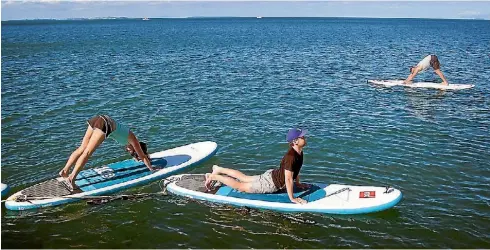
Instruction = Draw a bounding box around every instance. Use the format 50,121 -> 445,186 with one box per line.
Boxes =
1,18 -> 489,248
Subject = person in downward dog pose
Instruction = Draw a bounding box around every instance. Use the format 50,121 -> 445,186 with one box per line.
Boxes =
59,115 -> 153,190
204,128 -> 309,204
404,54 -> 449,85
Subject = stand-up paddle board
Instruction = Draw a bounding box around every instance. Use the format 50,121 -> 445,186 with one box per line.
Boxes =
164,174 -> 402,215
1,183 -> 9,197
368,80 -> 474,90
5,141 -> 218,211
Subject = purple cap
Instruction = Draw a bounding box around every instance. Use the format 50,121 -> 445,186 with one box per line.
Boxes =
286,128 -> 307,142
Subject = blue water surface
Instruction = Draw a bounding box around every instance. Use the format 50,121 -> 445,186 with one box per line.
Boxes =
1,17 -> 489,248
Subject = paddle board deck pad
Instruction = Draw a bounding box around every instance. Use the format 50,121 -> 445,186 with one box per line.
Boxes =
164,174 -> 403,215
368,80 -> 474,90
1,183 -> 9,197
5,141 -> 218,210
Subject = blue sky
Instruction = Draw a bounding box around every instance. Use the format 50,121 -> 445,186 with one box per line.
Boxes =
1,1 -> 490,21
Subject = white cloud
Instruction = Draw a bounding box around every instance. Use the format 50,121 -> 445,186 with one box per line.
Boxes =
2,0 -> 60,3
459,10 -> 481,16
387,3 -> 401,9
39,0 -> 61,3
2,0 -> 16,5
458,10 -> 487,19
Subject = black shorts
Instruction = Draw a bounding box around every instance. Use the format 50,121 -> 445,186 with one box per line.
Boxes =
87,115 -> 115,137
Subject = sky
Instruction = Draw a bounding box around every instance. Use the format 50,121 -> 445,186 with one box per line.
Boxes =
1,1 -> 490,21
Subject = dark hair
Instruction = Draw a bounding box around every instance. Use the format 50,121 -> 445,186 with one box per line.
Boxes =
126,142 -> 149,160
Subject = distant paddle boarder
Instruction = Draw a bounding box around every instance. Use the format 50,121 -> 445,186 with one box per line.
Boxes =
404,54 -> 449,85
59,115 -> 153,190
204,128 -> 309,205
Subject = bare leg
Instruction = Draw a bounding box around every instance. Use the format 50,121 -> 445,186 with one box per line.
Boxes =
207,174 -> 252,193
59,126 -> 93,177
434,69 -> 449,85
67,129 -> 106,186
211,165 -> 255,183
404,67 -> 420,84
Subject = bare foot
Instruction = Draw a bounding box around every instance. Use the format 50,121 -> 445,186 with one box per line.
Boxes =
442,82 -> 449,86
67,176 -> 80,192
204,173 -> 213,190
59,169 -> 69,178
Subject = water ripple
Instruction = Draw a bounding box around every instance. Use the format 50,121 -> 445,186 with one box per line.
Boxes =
2,18 -> 490,249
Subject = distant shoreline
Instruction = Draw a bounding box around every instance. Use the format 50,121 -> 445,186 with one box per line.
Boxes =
2,16 -> 489,22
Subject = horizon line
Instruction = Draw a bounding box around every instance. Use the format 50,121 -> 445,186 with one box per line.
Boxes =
3,16 -> 489,22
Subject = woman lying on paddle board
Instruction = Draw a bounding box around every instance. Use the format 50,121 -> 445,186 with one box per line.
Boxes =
204,128 -> 309,205
59,115 -> 152,190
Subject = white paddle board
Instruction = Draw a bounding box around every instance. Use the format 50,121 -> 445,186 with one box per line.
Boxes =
164,174 -> 402,215
368,80 -> 474,90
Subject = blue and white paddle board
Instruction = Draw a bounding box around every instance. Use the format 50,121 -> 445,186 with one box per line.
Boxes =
165,174 -> 402,215
1,183 -> 9,197
5,141 -> 218,211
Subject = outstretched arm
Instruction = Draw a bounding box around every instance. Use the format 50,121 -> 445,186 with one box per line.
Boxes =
285,170 -> 307,204
434,69 -> 449,85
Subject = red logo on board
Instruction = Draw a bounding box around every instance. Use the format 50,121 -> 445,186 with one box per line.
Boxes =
359,191 -> 376,198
